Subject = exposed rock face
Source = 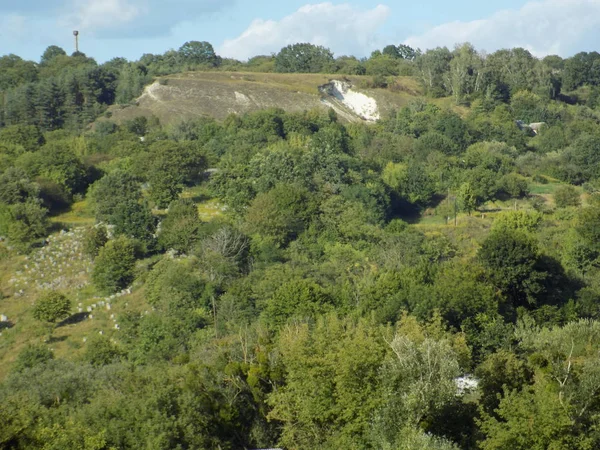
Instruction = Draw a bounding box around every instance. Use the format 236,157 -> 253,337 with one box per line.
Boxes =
319,80 -> 380,122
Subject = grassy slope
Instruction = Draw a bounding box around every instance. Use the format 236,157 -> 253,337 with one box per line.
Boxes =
105,71 -> 431,125
0,190 -> 223,379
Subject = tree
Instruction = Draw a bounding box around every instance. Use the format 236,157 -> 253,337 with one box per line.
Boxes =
478,229 -> 546,309
157,198 -> 202,253
82,226 -> 108,258
111,199 -> 157,249
40,46 -> 67,65
83,335 -> 123,366
382,161 -> 436,206
448,43 -> 481,104
374,315 -> 468,448
0,199 -> 49,250
244,183 -> 315,246
457,182 -> 477,215
92,236 -> 137,294
144,141 -> 207,208
554,185 -> 581,208
576,206 -> 600,253
178,41 -> 218,66
32,291 -> 71,338
264,279 -> 334,327
415,47 -> 452,97
89,171 -> 142,223
0,168 -> 40,205
267,315 -> 387,449
275,43 -> 334,73
382,45 -> 402,59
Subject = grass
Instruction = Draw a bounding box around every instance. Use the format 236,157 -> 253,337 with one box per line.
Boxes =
49,200 -> 94,226
181,185 -> 225,221
106,71 -> 444,126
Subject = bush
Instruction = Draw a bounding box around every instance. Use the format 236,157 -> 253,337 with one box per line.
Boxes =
12,344 -> 54,373
83,335 -> 123,366
32,291 -> 71,325
92,236 -> 137,294
554,185 -> 581,208
82,226 -> 108,258
499,173 -> 530,198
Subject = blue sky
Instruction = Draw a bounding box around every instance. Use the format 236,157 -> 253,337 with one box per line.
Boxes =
1,1 -> 599,63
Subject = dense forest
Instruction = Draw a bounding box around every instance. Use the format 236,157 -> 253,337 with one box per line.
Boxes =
2,41 -> 600,449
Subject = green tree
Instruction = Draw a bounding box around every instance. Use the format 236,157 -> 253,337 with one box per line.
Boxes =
89,171 -> 142,223
554,185 -> 581,208
0,199 -> 49,250
144,141 -> 207,208
177,41 -> 218,67
92,236 -> 137,294
111,199 -> 157,249
374,315 -> 468,447
32,291 -> 71,338
83,335 -> 122,366
40,46 -> 67,65
82,226 -> 108,258
275,43 -> 335,73
264,279 -> 334,327
0,167 -> 40,205
415,47 -> 452,97
245,183 -> 314,246
576,206 -> 600,253
478,229 -> 546,309
268,315 -> 387,449
457,182 -> 477,214
157,199 -> 202,253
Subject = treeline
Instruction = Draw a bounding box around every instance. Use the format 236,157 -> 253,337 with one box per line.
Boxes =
3,41 -> 600,134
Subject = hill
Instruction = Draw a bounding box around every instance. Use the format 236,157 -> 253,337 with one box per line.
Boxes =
104,72 -> 428,125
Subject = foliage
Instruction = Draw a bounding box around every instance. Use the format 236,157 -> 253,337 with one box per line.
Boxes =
478,229 -> 547,309
12,344 -> 54,373
92,236 -> 137,294
6,40 -> 600,450
157,198 -> 202,253
275,43 -> 334,73
554,185 -> 581,208
82,226 -> 108,258
32,291 -> 71,324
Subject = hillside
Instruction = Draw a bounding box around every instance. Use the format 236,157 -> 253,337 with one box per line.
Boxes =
5,44 -> 600,449
105,72 -> 427,124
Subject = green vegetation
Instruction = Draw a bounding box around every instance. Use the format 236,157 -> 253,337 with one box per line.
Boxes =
3,40 -> 600,450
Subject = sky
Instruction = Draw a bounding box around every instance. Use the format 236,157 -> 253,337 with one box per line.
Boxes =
1,0 -> 600,63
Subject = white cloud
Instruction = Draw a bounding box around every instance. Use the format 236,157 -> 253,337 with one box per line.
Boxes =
60,0 -> 233,38
219,2 -> 391,60
404,0 -> 600,57
70,0 -> 142,31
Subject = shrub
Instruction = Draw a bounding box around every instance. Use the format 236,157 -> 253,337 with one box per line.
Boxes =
554,185 -> 581,208
12,344 -> 54,373
92,236 -> 137,294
